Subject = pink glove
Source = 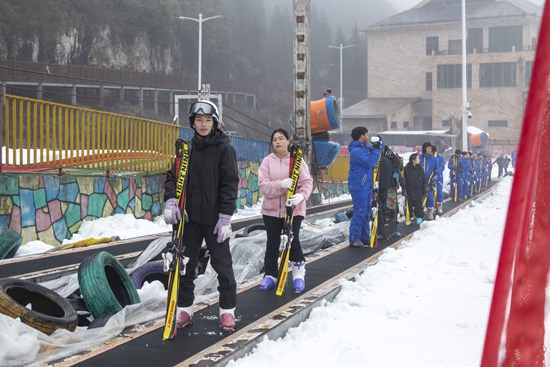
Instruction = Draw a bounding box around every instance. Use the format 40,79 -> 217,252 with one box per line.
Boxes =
214,213 -> 232,243
163,198 -> 181,225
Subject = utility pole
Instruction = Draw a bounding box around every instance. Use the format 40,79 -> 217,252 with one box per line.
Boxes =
292,0 -> 312,165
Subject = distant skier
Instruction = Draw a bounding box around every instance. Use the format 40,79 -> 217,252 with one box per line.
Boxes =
404,153 -> 426,225
419,142 -> 438,220
511,149 -> 517,167
493,153 -> 505,179
432,145 -> 445,214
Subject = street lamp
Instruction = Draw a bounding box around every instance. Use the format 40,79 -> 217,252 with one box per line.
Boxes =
461,0 -> 469,151
177,13 -> 226,93
328,44 -> 356,130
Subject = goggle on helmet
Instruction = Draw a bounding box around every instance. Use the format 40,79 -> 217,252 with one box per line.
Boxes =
188,100 -> 220,129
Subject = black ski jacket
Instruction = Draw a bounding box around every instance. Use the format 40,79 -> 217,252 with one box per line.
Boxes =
404,162 -> 426,200
164,130 -> 239,226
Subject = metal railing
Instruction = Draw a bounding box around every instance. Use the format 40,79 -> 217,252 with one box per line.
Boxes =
0,59 -> 258,94
1,94 -> 180,173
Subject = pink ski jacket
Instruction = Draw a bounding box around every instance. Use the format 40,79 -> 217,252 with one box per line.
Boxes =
258,153 -> 313,218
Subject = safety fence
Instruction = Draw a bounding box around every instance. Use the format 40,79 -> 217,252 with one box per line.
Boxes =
0,94 -> 269,173
1,94 -> 180,173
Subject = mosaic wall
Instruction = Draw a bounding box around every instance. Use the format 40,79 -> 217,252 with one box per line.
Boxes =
0,174 -> 164,246
237,161 -> 260,210
0,161 -> 347,246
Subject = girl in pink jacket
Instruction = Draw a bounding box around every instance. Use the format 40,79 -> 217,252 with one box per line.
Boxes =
258,129 -> 313,293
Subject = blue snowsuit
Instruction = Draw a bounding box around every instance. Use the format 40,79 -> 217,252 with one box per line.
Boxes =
461,158 -> 471,199
435,153 -> 445,203
419,153 -> 438,208
348,141 -> 382,244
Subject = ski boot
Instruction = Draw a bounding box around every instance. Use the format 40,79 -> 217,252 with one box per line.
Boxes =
416,217 -> 423,225
176,305 -> 194,329
260,275 -> 277,290
437,202 -> 443,215
426,207 -> 434,221
220,308 -> 236,332
291,261 -> 306,293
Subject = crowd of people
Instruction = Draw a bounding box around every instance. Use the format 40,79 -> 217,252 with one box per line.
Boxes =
161,104 -> 513,333
347,127 -> 511,248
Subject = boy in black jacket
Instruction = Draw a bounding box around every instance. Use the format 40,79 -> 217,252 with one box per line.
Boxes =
404,153 -> 426,225
163,100 -> 239,332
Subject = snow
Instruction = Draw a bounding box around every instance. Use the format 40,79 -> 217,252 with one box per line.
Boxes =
1,172 -> 540,366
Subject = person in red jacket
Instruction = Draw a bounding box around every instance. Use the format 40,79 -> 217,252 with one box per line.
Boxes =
258,129 -> 313,293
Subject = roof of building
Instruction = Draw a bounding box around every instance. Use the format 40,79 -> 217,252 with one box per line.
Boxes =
342,98 -> 422,118
369,0 -> 541,29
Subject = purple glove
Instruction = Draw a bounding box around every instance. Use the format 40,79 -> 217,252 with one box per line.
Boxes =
163,198 -> 181,225
213,213 -> 232,243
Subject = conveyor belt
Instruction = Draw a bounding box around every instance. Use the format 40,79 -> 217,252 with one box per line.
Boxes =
70,188 -> 490,367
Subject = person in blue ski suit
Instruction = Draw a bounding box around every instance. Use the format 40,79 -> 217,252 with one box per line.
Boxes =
461,151 -> 471,199
347,127 -> 383,248
511,149 -> 517,168
447,149 -> 462,201
419,142 -> 438,220
432,145 -> 445,214
471,153 -> 480,194
486,156 -> 493,186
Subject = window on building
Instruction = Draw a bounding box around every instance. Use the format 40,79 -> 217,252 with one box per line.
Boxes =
426,72 -> 433,91
525,61 -> 533,87
426,36 -> 439,55
488,26 -> 523,52
467,28 -> 483,53
442,119 -> 450,126
488,120 -> 508,127
391,121 -> 397,129
480,62 -> 517,87
448,40 -> 462,54
437,64 -> 472,88
403,121 -> 410,129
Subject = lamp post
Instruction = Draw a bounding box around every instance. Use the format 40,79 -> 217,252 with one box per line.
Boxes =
328,44 -> 356,130
461,0 -> 469,151
177,13 -> 226,93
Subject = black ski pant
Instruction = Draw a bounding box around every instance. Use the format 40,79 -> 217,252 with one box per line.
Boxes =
408,198 -> 424,219
377,188 -> 388,239
263,215 -> 305,278
178,221 -> 237,310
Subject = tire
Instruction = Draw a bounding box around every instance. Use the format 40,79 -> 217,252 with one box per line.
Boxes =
0,229 -> 23,260
0,278 -> 78,335
345,210 -> 353,219
235,222 -> 266,238
88,315 -> 112,329
78,251 -> 141,318
130,261 -> 168,290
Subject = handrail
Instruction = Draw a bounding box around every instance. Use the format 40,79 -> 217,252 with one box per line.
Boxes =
1,94 -> 180,173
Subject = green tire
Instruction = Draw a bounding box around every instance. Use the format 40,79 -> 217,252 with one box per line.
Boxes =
78,251 -> 141,318
0,229 -> 23,260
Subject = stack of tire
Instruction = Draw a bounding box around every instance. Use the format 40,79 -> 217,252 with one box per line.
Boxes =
0,250 -> 141,334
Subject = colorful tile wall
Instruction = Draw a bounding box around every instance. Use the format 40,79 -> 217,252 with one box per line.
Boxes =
0,173 -> 165,246
0,163 -> 349,245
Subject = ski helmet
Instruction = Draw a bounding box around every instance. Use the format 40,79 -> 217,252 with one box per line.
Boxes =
188,100 -> 220,130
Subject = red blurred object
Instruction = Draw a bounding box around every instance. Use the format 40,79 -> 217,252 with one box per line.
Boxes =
480,2 -> 550,366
